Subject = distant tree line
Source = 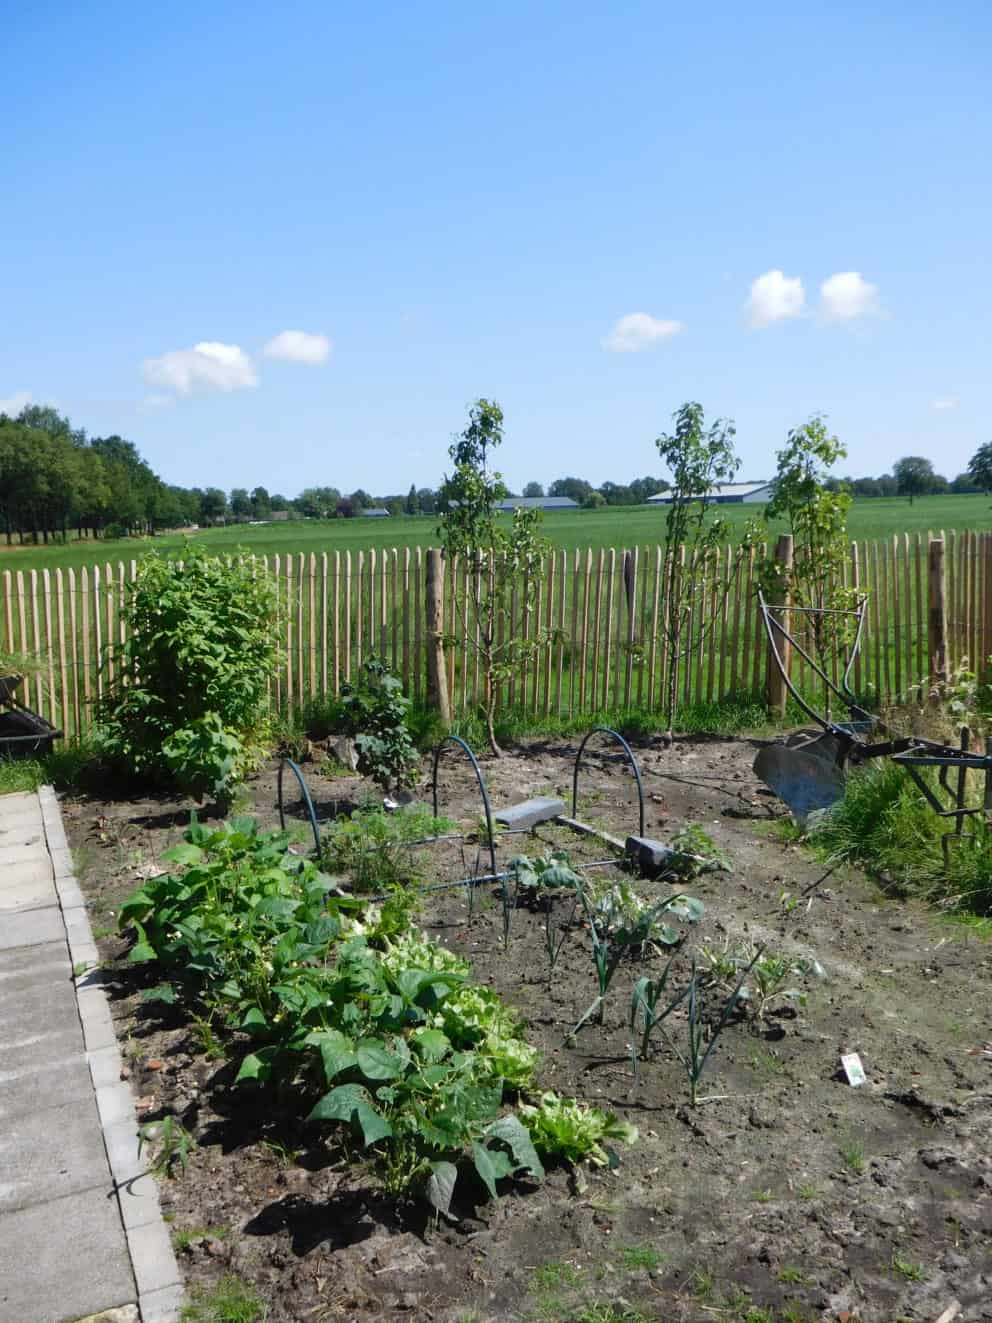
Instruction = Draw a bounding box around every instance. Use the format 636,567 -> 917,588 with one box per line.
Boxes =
2,401 -> 990,545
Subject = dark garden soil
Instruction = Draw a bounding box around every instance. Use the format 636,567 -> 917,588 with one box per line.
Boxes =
62,735 -> 992,1323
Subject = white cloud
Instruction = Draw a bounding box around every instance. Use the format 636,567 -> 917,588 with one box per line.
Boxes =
262,329 -> 332,365
820,271 -> 880,322
601,313 -> 685,352
931,395 -> 960,411
143,341 -> 259,395
0,390 -> 31,416
746,270 -> 805,328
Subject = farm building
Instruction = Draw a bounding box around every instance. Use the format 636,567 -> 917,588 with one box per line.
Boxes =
360,507 -> 391,518
647,481 -> 774,505
496,496 -> 578,511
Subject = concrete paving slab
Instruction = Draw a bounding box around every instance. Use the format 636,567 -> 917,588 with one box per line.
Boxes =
0,1025 -> 86,1084
0,1186 -> 134,1323
0,956 -> 80,1037
138,1283 -> 184,1323
0,856 -> 56,911
0,839 -> 49,866
0,1093 -> 110,1213
0,937 -> 70,982
0,1052 -> 93,1122
126,1219 -> 182,1297
0,904 -> 65,950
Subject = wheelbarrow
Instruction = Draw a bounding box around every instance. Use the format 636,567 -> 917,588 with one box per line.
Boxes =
0,672 -> 62,759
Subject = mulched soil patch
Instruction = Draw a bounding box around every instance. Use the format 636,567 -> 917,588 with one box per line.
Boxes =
62,734 -> 992,1323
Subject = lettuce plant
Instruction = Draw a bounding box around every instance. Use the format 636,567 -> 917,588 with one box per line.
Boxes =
518,1091 -> 638,1167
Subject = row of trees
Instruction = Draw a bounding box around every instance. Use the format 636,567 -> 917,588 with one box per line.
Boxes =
3,399 -> 990,545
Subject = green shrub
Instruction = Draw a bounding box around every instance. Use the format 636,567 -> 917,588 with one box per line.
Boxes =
338,656 -> 419,793
98,546 -> 277,800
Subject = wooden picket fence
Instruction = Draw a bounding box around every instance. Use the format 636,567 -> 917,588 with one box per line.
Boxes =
3,530 -> 992,740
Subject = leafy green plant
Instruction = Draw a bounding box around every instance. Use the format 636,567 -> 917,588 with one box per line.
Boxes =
701,940 -> 824,1022
138,1114 -> 196,1178
518,1091 -> 638,1167
338,656 -> 419,793
322,803 -> 455,893
570,881 -> 703,1036
669,823 -> 732,877
98,545 -> 277,801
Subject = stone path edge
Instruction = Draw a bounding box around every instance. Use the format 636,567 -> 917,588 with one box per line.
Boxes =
37,786 -> 185,1323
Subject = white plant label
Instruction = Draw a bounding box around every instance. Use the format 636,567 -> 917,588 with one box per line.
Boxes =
841,1052 -> 867,1087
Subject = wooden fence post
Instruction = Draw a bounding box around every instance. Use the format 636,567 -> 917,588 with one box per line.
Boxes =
983,533 -> 992,685
765,534 -> 794,716
425,548 -> 451,725
928,537 -> 948,689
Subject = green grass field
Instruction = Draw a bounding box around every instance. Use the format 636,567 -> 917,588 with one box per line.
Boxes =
2,493 -> 989,575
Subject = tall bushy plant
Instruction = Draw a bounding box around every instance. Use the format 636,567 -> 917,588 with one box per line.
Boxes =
99,545 -> 277,800
759,416 -> 857,686
655,403 -> 755,739
438,399 -> 552,755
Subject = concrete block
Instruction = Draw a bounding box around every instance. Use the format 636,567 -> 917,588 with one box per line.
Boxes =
625,835 -> 677,878
0,1094 -> 110,1212
138,1283 -> 185,1323
89,1044 -> 126,1091
0,1186 -> 134,1323
103,1117 -> 145,1186
96,1081 -> 138,1130
78,987 -> 120,1053
56,878 -> 86,911
126,1218 -> 182,1297
49,844 -> 76,878
493,796 -> 565,830
0,904 -> 64,950
116,1167 -> 162,1231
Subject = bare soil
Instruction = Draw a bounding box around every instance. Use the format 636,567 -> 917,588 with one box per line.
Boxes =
62,734 -> 992,1323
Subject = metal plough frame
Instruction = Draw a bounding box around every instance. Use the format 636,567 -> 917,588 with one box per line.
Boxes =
758,589 -> 992,858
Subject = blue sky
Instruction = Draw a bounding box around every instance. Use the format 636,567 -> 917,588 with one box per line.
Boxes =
2,1 -> 989,495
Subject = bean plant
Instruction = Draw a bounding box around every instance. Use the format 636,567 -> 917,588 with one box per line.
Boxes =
118,815 -> 635,1218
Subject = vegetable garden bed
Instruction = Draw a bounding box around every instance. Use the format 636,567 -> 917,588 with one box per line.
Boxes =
63,734 -> 992,1323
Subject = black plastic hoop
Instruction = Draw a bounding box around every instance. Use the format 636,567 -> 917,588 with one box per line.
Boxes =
277,757 -> 323,862
571,726 -> 645,838
431,734 -> 497,878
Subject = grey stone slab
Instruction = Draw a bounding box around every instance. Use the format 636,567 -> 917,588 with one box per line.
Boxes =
0,1052 -> 93,1121
138,1283 -> 184,1323
116,1167 -> 162,1232
104,1117 -> 145,1187
0,1186 -> 135,1323
78,987 -> 120,1053
96,1081 -> 138,1130
57,878 -> 86,910
89,1043 -> 126,1090
0,1094 -> 110,1213
0,904 -> 64,950
49,844 -> 76,877
77,1308 -> 140,1323
0,839 -> 48,866
493,796 -> 565,830
0,856 -> 56,912
0,936 -> 71,982
127,1218 -> 182,1297
0,955 -> 80,1037
0,1026 -> 85,1086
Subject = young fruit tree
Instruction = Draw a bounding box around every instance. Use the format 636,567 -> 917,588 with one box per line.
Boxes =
758,415 -> 858,693
438,399 -> 552,755
655,402 -> 753,741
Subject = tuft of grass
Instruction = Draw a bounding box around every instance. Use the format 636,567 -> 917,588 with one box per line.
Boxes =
575,1307 -> 655,1323
618,1245 -> 666,1272
750,1188 -> 773,1203
808,759 -> 992,915
531,1262 -> 583,1292
172,1224 -> 230,1252
180,1276 -> 266,1323
777,1265 -> 808,1284
839,1138 -> 866,1174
